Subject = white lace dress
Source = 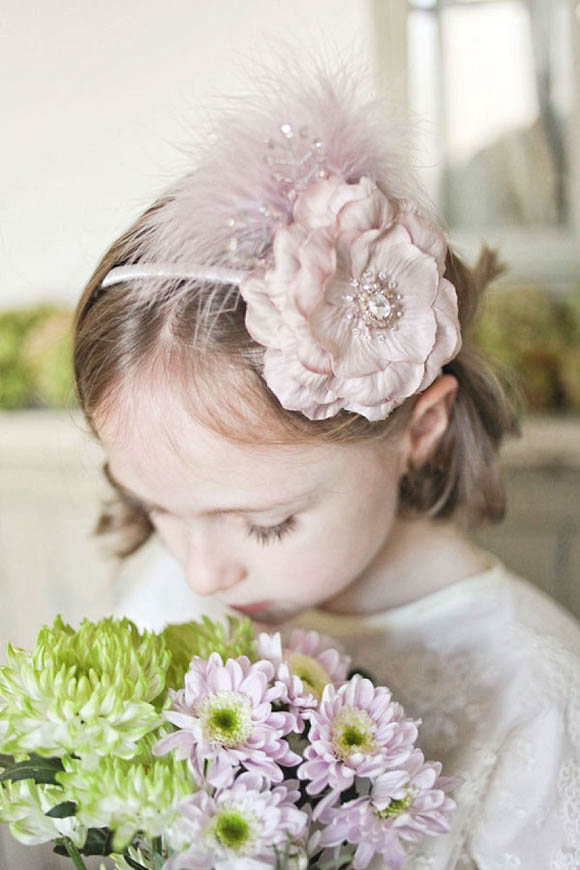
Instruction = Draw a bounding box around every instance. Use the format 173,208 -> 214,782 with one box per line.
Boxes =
115,545 -> 580,869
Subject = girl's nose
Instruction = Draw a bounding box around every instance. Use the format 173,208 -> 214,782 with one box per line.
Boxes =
184,531 -> 247,597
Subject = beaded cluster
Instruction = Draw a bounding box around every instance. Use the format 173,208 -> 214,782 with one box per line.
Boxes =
224,123 -> 329,269
263,122 -> 330,201
343,270 -> 404,341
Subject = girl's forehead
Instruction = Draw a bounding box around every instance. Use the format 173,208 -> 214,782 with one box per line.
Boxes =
97,384 -> 344,500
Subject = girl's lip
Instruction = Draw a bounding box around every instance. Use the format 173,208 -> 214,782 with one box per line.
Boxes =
230,601 -> 272,615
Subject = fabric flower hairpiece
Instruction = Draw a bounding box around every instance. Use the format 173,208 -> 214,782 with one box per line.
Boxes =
239,173 -> 462,421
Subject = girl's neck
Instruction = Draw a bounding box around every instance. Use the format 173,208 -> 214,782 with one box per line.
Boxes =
320,516 -> 494,616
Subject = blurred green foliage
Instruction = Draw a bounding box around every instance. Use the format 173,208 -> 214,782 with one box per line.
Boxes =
0,305 -> 74,409
472,284 -> 580,413
0,287 -> 579,411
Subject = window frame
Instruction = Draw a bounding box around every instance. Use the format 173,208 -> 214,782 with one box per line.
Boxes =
371,0 -> 580,292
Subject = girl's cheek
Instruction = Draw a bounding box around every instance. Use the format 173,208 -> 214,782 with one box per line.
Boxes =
150,515 -> 187,562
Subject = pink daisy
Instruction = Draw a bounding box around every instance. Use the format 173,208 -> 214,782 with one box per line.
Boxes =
255,630 -> 351,730
298,675 -> 419,795
166,772 -> 309,870
317,749 -> 457,870
153,653 -> 300,789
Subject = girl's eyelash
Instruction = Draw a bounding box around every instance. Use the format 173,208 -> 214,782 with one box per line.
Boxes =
144,509 -> 298,546
247,516 -> 297,546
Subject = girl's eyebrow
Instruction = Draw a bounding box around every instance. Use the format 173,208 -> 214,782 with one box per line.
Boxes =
104,463 -> 316,516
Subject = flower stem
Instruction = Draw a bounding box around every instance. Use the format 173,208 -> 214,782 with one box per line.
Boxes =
61,837 -> 88,870
151,836 -> 164,870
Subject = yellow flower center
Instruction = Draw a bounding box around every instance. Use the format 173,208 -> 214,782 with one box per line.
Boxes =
198,691 -> 253,747
374,792 -> 414,819
213,808 -> 256,852
286,652 -> 331,700
332,708 -> 376,761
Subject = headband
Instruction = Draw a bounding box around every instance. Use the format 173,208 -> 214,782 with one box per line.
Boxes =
101,264 -> 245,290
99,63 -> 462,422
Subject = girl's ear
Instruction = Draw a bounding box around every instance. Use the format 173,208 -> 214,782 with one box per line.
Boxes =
402,374 -> 458,473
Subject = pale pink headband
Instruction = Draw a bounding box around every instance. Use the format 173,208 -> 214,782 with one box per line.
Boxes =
101,264 -> 245,289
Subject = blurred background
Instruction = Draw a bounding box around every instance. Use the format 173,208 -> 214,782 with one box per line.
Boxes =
1,1 -> 579,865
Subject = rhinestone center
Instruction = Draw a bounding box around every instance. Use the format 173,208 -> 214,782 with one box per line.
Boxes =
368,292 -> 392,321
343,269 -> 403,341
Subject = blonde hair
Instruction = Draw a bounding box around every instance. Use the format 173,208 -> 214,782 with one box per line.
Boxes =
74,206 -> 521,558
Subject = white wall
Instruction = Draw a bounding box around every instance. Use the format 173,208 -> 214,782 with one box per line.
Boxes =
1,0 -> 375,309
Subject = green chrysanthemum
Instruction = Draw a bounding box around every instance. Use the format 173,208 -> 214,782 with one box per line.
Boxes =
162,615 -> 255,690
56,728 -> 194,851
0,778 -> 86,847
0,616 -> 170,762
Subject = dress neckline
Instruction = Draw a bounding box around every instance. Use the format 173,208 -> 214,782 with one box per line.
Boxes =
294,552 -> 507,636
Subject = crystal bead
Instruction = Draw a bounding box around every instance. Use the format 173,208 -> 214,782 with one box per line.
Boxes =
362,270 -> 372,280
313,138 -> 323,149
287,189 -> 297,201
344,294 -> 354,302
368,292 -> 392,320
346,313 -> 354,321
378,271 -> 387,281
317,168 -> 329,179
280,123 -> 293,138
377,334 -> 386,342
388,280 -> 398,289
350,279 -> 360,287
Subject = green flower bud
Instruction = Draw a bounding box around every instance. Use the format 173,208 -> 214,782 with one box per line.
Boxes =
56,729 -> 194,851
0,616 -> 170,763
162,615 -> 255,689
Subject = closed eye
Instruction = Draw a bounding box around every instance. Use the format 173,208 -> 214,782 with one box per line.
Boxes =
247,516 -> 297,546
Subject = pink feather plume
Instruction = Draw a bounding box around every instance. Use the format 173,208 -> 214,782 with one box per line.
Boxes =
126,51 -> 437,318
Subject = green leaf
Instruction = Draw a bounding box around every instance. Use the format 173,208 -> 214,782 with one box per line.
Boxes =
55,827 -> 113,858
0,754 -> 64,785
122,855 -> 148,870
46,800 -> 77,818
0,752 -> 15,772
79,827 -> 114,856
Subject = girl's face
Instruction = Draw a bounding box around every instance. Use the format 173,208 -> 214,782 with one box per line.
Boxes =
98,385 -> 407,625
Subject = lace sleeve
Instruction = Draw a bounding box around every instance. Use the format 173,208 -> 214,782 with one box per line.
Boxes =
469,628 -> 580,870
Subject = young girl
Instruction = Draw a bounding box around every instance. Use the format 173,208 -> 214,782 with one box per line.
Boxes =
73,59 -> 580,868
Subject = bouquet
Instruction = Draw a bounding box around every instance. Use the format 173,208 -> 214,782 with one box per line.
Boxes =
0,615 -> 456,869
